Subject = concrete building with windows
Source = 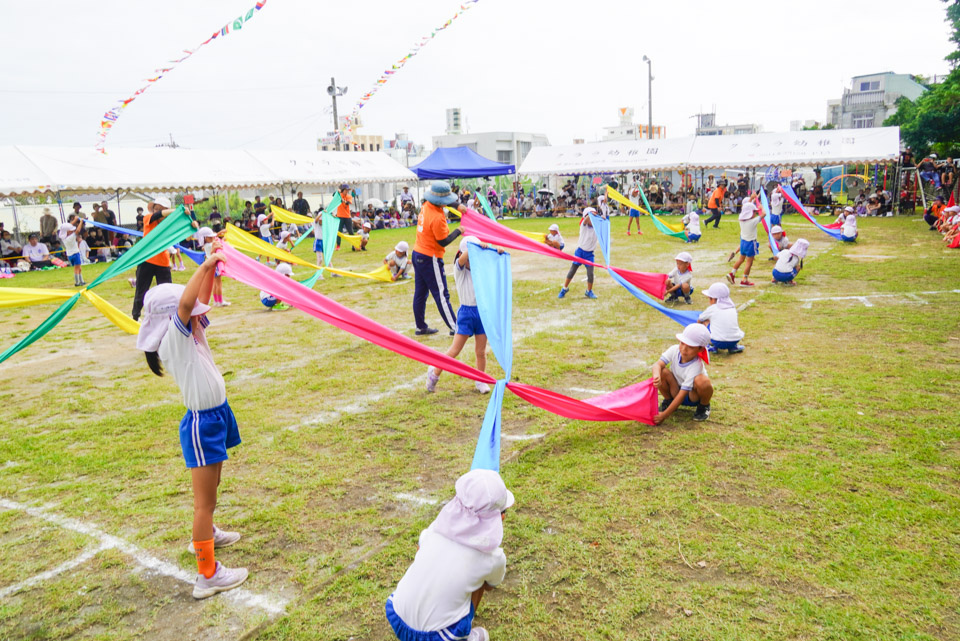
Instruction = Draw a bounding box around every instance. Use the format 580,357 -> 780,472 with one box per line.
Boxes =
601,108 -> 666,140
317,133 -> 384,152
693,112 -> 761,136
431,131 -> 549,167
827,72 -> 927,129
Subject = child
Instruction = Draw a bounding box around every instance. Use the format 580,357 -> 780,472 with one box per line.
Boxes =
312,210 -> 325,272
259,263 -> 294,310
769,187 -> 784,226
168,245 -> 186,272
359,222 -> 371,251
682,209 -> 701,243
652,323 -> 713,423
626,199 -> 643,236
135,242 -> 248,599
558,207 -> 604,300
275,231 -> 294,253
545,223 -> 564,250
698,283 -> 744,354
57,214 -> 85,286
196,227 -> 230,307
256,211 -> 274,263
769,224 -> 791,258
727,196 -> 764,287
427,236 -> 501,394
772,238 -> 809,286
384,240 -> 412,281
387,469 -> 513,641
665,251 -> 694,304
840,208 -> 858,242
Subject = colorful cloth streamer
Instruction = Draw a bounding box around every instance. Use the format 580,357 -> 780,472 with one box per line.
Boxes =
612,185 -> 684,239
758,189 -> 780,257
0,207 -> 196,363
292,194 -> 342,249
459,209 -> 667,299
321,193 -> 344,265
475,193 -> 498,222
217,243 -> 657,424
649,213 -> 687,240
606,185 -> 645,214
339,0 -> 481,143
0,286 -> 138,335
85,219 -> 205,265
95,1 -> 268,152
780,184 -> 843,241
271,204 -> 362,250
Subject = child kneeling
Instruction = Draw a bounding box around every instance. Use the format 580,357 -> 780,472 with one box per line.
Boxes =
260,263 -> 294,310
665,251 -> 694,304
699,283 -> 744,354
653,323 -> 713,423
387,469 -> 514,641
771,238 -> 808,286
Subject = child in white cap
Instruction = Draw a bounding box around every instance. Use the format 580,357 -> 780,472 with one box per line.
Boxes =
311,209 -> 326,274
652,323 -> 714,423
275,230 -> 295,253
772,238 -> 809,286
135,241 -> 248,600
196,227 -> 230,307
427,236 -> 502,394
167,245 -> 186,272
682,210 -> 701,243
665,252 -> 694,304
256,211 -> 274,263
699,283 -> 744,354
768,224 -> 791,259
558,207 -> 605,300
58,214 -> 85,286
545,223 -> 564,250
727,196 -> 764,287
840,208 -> 858,242
387,469 -> 514,641
385,241 -> 412,281
260,263 -> 294,310
357,222 -> 371,252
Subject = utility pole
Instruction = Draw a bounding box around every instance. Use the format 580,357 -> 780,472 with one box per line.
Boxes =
329,77 -> 340,151
642,56 -> 653,139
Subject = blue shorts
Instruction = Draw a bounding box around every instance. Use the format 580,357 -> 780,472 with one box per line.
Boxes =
680,395 -> 699,407
574,247 -> 595,263
313,238 -> 324,253
667,285 -> 694,298
841,234 -> 857,243
456,304 -> 485,337
67,253 -> 82,266
261,296 -> 278,308
261,236 -> 272,244
739,239 -> 759,257
769,214 -> 782,226
711,339 -> 741,350
629,210 -> 640,217
178,400 -> 241,468
386,596 -> 475,641
686,233 -> 701,243
772,268 -> 797,282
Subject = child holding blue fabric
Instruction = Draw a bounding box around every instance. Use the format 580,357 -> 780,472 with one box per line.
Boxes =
387,469 -> 514,641
427,236 -> 501,395
558,207 -> 605,300
727,196 -> 764,287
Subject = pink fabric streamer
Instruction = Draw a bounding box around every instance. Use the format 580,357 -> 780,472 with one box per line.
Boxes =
218,243 -> 656,424
459,209 -> 668,299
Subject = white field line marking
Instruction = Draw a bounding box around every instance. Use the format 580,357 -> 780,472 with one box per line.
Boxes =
903,293 -> 928,304
296,375 -> 427,428
0,541 -> 112,599
568,387 -> 612,396
800,289 -> 960,309
856,296 -> 874,308
387,278 -> 413,286
737,299 -> 756,312
393,493 -> 438,507
0,499 -> 288,615
502,433 -> 546,442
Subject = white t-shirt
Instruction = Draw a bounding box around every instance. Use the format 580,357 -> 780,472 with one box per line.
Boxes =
698,305 -> 744,342
545,231 -> 564,247
259,222 -> 271,238
391,527 -> 506,632
385,251 -> 408,276
312,219 -> 322,240
157,315 -> 227,411
454,257 -> 476,307
682,212 -> 700,235
773,235 -> 790,252
58,223 -> 80,256
842,215 -> 857,237
577,219 -> 599,252
23,242 -> 49,262
659,344 -> 706,392
667,267 -> 693,287
774,251 -> 801,274
771,190 -> 783,214
739,215 -> 761,242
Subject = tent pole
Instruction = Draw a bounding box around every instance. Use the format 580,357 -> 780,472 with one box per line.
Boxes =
116,189 -> 122,226
10,199 -> 21,245
56,190 -> 65,223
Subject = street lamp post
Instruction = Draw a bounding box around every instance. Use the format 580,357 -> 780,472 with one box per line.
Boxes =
327,77 -> 348,151
642,56 -> 653,139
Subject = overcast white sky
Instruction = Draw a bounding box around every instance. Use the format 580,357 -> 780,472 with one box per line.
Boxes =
0,0 -> 953,151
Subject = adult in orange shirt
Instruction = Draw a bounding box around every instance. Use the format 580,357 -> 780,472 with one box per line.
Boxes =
703,180 -> 727,229
131,196 -> 194,320
335,183 -> 354,249
412,181 -> 464,336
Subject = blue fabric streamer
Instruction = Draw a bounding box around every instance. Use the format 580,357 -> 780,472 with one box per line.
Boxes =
467,242 -> 513,472
780,184 -> 843,240
86,219 -> 205,265
758,189 -> 780,257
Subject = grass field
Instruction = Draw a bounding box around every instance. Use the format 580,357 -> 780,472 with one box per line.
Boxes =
0,214 -> 958,640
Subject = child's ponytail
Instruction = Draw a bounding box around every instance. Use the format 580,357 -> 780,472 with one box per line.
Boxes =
145,351 -> 164,377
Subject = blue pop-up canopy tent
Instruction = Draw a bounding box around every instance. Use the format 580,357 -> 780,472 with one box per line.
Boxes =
410,147 -> 515,179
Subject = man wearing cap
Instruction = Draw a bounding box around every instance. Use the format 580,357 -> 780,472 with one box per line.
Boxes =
335,184 -> 354,249
132,196 -> 192,321
399,185 -> 416,210
412,181 -> 463,336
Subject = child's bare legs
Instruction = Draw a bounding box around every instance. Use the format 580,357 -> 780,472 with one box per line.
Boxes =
689,373 -> 713,406
434,334 -> 470,381
474,334 -> 487,372
680,282 -> 691,296
657,368 -> 680,400
191,462 -> 223,542
471,583 -> 489,609
315,251 -> 323,266
731,254 -> 754,277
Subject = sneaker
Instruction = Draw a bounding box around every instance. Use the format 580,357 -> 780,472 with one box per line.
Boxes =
584,290 -> 598,300
740,279 -> 755,287
449,330 -> 456,336
683,296 -> 692,305
726,251 -> 736,262
220,300 -> 232,307
188,526 -> 241,554
728,345 -> 744,354
128,277 -> 136,288
558,287 -> 568,299
626,231 -> 631,236
467,628 -> 489,641
426,367 -> 440,392
693,404 -> 711,422
707,345 -> 718,353
210,301 -> 221,308
192,561 -> 249,599
475,381 -> 491,394
658,397 -> 673,412
726,272 -> 736,284
782,281 -> 796,287
274,302 -> 291,311
416,327 -> 439,336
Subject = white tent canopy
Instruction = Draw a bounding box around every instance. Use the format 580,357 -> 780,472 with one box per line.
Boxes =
519,127 -> 901,175
0,146 -> 418,197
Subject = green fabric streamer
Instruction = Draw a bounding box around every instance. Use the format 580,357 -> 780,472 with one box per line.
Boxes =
322,192 -> 343,268
0,294 -> 81,364
298,271 -> 323,289
293,194 -> 342,250
650,215 -> 687,239
636,185 -> 654,215
476,194 -> 497,221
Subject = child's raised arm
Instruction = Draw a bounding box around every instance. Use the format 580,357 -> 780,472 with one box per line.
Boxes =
177,241 -> 225,326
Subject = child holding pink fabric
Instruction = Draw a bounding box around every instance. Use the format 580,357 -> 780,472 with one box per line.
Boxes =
386,469 -> 515,641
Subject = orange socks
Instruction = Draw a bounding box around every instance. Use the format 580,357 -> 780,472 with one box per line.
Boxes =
194,538 -> 216,578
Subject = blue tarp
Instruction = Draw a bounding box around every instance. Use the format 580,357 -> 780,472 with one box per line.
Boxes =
410,147 -> 515,180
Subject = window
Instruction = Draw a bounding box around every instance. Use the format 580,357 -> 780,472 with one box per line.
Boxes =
859,80 -> 880,91
516,141 -> 532,163
852,113 -> 875,129
497,150 -> 513,163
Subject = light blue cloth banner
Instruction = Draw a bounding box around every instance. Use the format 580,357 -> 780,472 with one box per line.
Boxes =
298,270 -> 323,289
467,242 -> 512,472
589,213 -> 701,327
86,219 -> 205,265
759,188 -> 780,257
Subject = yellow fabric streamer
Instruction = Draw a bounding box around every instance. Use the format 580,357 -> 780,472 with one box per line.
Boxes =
0,286 -> 138,334
338,232 -> 363,250
514,230 -> 547,243
651,213 -> 685,233
271,205 -> 363,249
223,224 -> 391,282
445,207 -> 462,219
606,185 -> 647,213
81,291 -> 140,335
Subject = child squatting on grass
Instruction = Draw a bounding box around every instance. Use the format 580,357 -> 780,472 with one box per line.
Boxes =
772,238 -> 809,286
386,469 -> 514,641
698,282 -> 744,354
665,251 -> 694,304
427,236 -> 502,395
136,240 -> 248,600
260,262 -> 294,310
653,323 -> 714,423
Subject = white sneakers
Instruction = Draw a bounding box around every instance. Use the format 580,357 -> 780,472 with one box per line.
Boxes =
475,381 -> 491,394
187,525 -> 241,554
426,367 -> 440,392
467,628 -> 489,641
192,561 -> 249,599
